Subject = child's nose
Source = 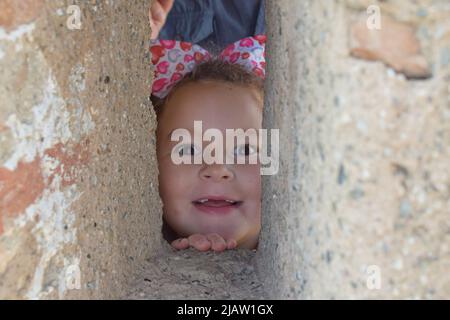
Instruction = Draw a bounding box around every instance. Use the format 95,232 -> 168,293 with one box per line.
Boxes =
199,164 -> 235,182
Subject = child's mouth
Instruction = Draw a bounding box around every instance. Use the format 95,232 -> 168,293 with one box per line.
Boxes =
192,198 -> 243,214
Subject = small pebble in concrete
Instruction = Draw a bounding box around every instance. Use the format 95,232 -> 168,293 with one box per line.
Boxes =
338,164 -> 347,185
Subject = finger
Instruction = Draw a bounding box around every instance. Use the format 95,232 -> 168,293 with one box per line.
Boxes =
150,1 -> 168,39
206,233 -> 227,252
158,0 -> 175,13
171,238 -> 189,250
150,21 -> 159,40
226,239 -> 237,250
188,234 -> 211,252
151,1 -> 166,23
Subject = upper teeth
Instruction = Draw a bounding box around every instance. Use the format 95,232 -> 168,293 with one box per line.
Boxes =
197,199 -> 236,203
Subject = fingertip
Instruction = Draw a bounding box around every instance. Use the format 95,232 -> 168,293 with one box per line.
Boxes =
212,242 -> 227,252
160,0 -> 175,12
218,245 -> 228,252
198,240 -> 212,252
170,240 -> 179,249
180,238 -> 189,248
171,238 -> 188,250
227,239 -> 237,249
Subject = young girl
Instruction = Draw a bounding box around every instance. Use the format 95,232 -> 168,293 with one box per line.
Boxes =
149,0 -> 266,252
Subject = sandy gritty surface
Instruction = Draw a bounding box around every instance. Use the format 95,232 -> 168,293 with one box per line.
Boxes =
125,246 -> 267,300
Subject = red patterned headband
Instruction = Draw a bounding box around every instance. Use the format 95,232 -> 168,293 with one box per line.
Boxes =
150,35 -> 266,98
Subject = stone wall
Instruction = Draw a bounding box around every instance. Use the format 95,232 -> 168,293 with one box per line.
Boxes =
258,0 -> 450,299
0,0 -> 162,299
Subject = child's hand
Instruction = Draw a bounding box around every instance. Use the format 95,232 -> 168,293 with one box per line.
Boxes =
171,233 -> 238,252
149,0 -> 175,39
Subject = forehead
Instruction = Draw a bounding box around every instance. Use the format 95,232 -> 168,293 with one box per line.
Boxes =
159,81 -> 262,132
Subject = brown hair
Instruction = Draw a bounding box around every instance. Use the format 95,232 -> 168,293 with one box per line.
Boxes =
151,59 -> 264,118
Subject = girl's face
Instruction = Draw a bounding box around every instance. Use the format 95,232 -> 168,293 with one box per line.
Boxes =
156,81 -> 262,248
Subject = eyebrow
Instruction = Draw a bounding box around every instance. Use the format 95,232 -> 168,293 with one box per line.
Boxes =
167,128 -> 193,140
167,127 -> 260,140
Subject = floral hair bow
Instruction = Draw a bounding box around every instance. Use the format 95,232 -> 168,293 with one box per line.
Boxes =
150,35 -> 266,98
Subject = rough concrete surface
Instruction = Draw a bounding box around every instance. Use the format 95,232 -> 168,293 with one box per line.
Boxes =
126,245 -> 267,300
0,0 -> 162,299
259,0 -> 450,299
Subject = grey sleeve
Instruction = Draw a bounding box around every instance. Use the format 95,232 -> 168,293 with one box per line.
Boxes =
158,0 -> 215,44
158,0 -> 265,51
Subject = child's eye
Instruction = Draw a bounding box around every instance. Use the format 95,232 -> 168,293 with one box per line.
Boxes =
177,143 -> 201,157
234,143 -> 257,156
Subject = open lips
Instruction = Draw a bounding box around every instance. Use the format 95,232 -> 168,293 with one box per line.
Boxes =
192,196 -> 243,212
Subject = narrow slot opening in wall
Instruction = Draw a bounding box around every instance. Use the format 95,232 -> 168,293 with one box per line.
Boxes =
149,0 -> 267,253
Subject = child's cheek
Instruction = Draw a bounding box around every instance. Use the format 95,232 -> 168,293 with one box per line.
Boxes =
233,163 -> 261,197
164,163 -> 199,195
240,163 -> 261,182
